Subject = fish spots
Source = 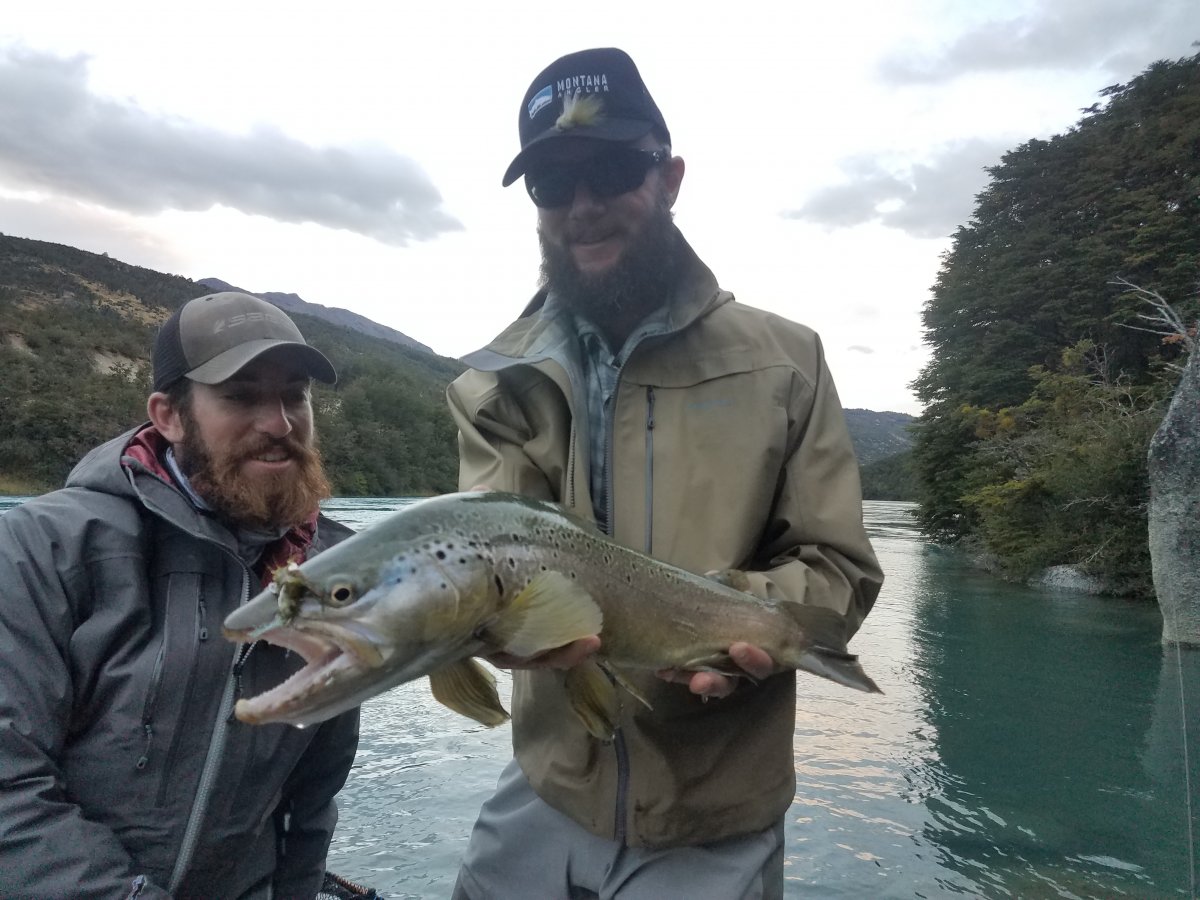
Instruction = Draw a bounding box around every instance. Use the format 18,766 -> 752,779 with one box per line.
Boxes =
436,550 -> 447,561
494,574 -> 504,595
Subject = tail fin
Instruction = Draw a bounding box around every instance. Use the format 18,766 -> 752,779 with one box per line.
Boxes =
796,645 -> 883,694
787,604 -> 883,694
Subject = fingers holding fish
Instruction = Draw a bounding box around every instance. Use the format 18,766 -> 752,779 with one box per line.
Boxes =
656,642 -> 778,699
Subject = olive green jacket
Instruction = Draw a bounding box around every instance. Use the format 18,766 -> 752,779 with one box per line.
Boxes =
447,237 -> 883,848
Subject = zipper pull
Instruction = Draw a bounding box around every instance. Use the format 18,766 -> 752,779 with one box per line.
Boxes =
135,723 -> 153,770
228,642 -> 256,723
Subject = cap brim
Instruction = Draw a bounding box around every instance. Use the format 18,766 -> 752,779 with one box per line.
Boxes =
185,339 -> 337,386
502,119 -> 655,186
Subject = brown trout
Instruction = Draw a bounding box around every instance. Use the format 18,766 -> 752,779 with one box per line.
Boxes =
223,491 -> 881,736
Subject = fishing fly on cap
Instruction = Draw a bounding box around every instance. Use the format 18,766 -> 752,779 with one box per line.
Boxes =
555,91 -> 604,131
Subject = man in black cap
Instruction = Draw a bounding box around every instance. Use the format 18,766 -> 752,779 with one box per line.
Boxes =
0,292 -> 361,898
448,49 -> 883,899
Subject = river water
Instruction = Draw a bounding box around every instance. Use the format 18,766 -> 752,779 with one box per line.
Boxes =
2,496 -> 1194,898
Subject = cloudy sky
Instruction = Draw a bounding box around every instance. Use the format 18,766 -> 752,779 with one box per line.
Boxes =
2,1 -> 1197,414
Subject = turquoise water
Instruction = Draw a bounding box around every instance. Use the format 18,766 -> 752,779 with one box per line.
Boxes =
2,496 -> 1194,898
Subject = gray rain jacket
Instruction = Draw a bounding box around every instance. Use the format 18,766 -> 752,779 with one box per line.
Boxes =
0,427 -> 359,899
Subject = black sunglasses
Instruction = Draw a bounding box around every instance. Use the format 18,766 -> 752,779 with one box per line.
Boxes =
525,147 -> 671,209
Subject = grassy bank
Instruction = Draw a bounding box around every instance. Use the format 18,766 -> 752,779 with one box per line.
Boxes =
0,475 -> 50,496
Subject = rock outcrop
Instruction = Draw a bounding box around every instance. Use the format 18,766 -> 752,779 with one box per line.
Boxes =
1148,346 -> 1200,645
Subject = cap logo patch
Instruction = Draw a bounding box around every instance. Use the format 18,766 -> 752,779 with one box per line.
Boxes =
528,84 -> 554,119
554,73 -> 609,95
214,311 -> 272,333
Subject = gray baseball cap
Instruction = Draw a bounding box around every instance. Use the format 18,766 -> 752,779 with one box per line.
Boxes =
152,292 -> 336,391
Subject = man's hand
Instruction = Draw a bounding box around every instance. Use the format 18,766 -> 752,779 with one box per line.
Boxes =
484,635 -> 601,670
656,642 -> 776,700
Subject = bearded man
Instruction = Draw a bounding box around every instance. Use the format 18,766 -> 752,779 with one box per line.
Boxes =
448,49 -> 884,899
0,292 -> 360,899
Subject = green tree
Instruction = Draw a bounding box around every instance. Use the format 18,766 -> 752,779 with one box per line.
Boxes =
910,52 -> 1200,591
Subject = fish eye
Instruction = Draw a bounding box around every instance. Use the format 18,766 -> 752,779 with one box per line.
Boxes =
327,583 -> 356,607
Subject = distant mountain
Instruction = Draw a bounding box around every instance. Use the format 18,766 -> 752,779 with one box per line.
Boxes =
197,277 -> 434,355
843,408 -> 915,467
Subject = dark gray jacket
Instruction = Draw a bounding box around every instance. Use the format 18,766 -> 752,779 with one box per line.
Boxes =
0,427 -> 359,899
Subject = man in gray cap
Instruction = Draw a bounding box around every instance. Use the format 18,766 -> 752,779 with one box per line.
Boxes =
0,293 -> 361,898
448,48 -> 883,898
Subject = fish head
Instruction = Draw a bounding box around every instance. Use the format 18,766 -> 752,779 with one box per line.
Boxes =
223,507 -> 501,727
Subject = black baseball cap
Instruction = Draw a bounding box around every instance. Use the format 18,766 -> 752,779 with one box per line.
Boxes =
502,47 -> 671,187
152,292 -> 337,392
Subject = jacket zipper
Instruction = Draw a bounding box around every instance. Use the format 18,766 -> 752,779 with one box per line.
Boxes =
644,386 -> 655,557
168,564 -> 250,893
136,641 -> 167,770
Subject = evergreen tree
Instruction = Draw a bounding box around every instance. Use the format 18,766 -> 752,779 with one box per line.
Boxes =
910,52 -> 1200,591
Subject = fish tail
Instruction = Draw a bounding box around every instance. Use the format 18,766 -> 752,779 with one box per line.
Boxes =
794,645 -> 883,694
785,604 -> 883,694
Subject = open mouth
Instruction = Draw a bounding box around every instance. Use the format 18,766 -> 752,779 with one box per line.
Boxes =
231,626 -> 366,724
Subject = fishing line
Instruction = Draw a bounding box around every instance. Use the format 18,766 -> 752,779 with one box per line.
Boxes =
1172,600 -> 1196,899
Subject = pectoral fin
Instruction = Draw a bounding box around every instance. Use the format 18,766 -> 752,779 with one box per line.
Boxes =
486,571 -> 603,659
428,658 -> 510,726
564,659 -> 620,741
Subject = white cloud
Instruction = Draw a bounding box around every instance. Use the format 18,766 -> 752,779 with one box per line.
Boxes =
783,140 -> 1012,239
0,46 -> 462,245
880,0 -> 1199,83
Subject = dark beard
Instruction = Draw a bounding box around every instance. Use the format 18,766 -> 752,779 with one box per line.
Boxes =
538,197 -> 681,342
179,412 -> 332,532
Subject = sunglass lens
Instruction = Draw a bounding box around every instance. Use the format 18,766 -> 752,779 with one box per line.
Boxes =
526,169 -> 574,208
525,149 -> 661,208
588,152 -> 650,199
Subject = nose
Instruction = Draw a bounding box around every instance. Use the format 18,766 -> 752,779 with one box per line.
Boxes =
256,396 -> 294,439
567,180 -> 606,217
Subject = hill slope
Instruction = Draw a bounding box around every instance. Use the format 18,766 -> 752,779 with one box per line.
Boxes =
0,234 -> 462,495
196,276 -> 433,354
842,409 -> 914,466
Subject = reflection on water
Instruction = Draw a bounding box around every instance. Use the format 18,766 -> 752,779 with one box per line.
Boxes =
2,496 -> 1193,897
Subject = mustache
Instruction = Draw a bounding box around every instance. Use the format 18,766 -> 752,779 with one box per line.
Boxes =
236,432 -> 313,460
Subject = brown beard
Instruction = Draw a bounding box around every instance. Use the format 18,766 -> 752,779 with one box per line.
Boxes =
538,191 -> 681,342
179,409 -> 331,531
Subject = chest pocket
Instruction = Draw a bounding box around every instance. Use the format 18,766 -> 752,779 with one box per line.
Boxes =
615,368 -> 791,573
141,539 -> 240,807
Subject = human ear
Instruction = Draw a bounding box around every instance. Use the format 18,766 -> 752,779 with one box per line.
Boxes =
147,392 -> 186,443
662,155 -> 685,208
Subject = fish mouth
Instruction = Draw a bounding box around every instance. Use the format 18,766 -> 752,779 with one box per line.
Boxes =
225,622 -> 382,726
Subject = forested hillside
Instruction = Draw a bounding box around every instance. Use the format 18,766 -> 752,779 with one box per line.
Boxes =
910,52 -> 1200,596
0,235 -> 464,495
